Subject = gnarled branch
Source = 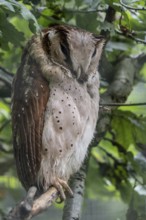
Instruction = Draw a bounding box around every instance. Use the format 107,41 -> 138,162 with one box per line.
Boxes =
4,187 -> 59,220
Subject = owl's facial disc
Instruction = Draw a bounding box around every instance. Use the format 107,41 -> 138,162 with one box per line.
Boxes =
46,26 -> 105,83
66,31 -> 105,83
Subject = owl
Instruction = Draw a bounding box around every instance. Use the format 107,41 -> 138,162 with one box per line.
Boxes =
12,25 -> 105,200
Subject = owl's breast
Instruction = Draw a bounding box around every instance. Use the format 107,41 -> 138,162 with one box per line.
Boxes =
41,78 -> 99,180
42,80 -> 85,149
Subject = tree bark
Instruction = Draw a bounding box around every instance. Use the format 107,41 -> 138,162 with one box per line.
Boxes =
62,158 -> 88,220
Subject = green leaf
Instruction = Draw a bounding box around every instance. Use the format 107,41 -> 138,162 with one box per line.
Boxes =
100,21 -> 115,34
76,13 -> 99,32
107,41 -> 130,51
0,176 -> 20,189
120,82 -> 146,116
18,3 -> 40,32
112,110 -> 146,148
0,10 -> 25,49
0,101 -> 10,119
0,0 -> 15,12
86,156 -> 118,199
1,0 -> 40,33
118,181 -> 132,202
75,0 -> 84,7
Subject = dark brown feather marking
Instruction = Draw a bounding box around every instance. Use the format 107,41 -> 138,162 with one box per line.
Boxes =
12,53 -> 49,190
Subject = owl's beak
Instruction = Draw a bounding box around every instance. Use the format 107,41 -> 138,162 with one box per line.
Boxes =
77,66 -> 88,83
77,66 -> 81,79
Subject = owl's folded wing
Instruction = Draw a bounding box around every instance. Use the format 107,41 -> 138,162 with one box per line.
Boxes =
12,58 -> 49,190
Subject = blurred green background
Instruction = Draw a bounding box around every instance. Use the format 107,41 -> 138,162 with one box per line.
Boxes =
0,0 -> 146,219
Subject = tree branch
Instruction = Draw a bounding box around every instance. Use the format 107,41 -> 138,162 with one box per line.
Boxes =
120,0 -> 146,11
62,7 -> 106,13
100,6 -> 116,38
4,159 -> 88,220
4,187 -> 59,220
93,56 -> 139,146
30,187 -> 59,217
102,57 -> 136,103
62,157 -> 88,220
116,29 -> 146,45
100,102 -> 146,107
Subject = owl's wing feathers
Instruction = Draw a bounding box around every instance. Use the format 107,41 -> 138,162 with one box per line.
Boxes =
12,56 -> 49,190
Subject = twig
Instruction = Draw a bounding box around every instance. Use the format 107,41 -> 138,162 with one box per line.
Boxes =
4,187 -> 59,220
120,0 -> 146,11
100,102 -> 146,107
116,29 -> 146,45
62,7 -> 106,13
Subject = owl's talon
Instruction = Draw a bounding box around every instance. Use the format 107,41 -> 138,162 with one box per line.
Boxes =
53,178 -> 73,201
54,180 -> 66,201
58,178 -> 73,197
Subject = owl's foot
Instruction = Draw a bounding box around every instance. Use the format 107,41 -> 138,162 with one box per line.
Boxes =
53,178 -> 73,201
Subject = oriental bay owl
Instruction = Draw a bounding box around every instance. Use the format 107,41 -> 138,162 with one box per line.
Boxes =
12,25 -> 105,199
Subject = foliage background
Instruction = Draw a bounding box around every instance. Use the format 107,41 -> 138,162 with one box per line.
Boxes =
0,0 -> 146,219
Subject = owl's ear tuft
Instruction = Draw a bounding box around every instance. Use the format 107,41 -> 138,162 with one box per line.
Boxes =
93,34 -> 105,40
41,28 -> 55,39
93,35 -> 106,46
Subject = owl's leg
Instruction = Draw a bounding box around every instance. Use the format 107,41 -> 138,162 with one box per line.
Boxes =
53,178 -> 73,201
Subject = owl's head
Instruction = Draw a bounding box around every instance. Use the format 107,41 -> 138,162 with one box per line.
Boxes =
43,25 -> 105,83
